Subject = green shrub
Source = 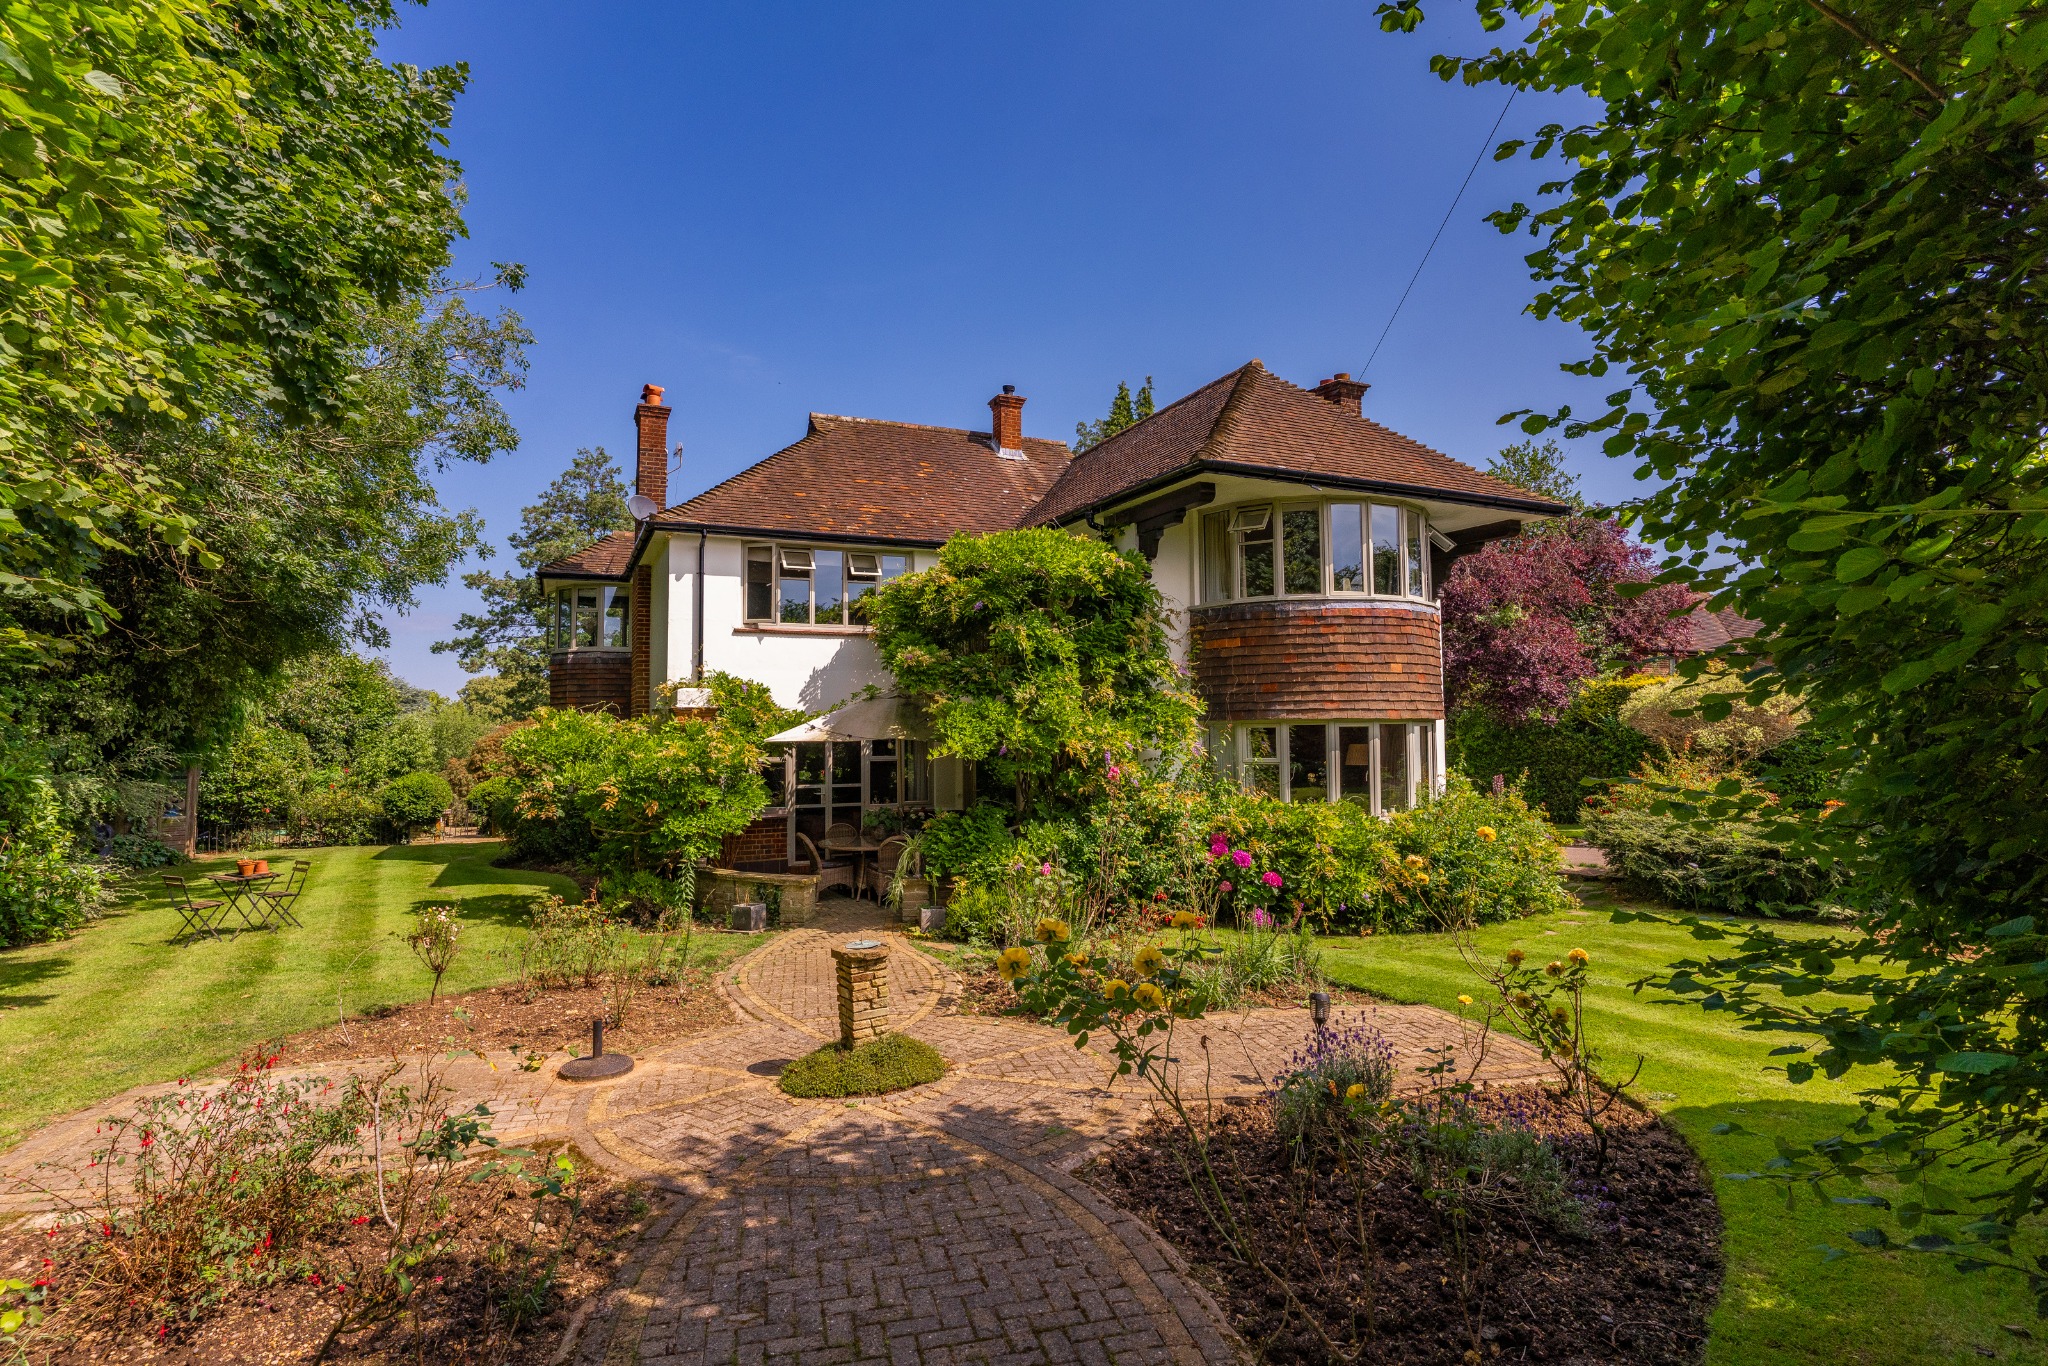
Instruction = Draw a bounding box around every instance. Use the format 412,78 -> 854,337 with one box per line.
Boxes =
379,770 -> 455,841
106,833 -> 179,870
287,786 -> 382,846
1751,726 -> 1849,811
520,894 -> 635,989
1272,1022 -> 1396,1156
0,777 -> 109,947
1617,664 -> 1804,768
200,722 -> 313,831
920,802 -> 1014,880
778,1034 -> 947,1098
1402,1101 -> 1583,1233
1450,674 -> 1665,822
1383,777 -> 1574,928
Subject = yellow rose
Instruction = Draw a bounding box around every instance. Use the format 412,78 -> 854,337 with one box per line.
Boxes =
1133,944 -> 1167,978
1505,949 -> 1526,966
1415,872 -> 1430,885
1476,825 -> 1496,842
1132,982 -> 1166,1011
1551,1004 -> 1571,1025
996,946 -> 1034,982
1104,978 -> 1131,999
1568,947 -> 1589,965
1035,917 -> 1070,944
1404,854 -> 1427,868
1457,994 -> 1473,1006
1170,909 -> 1201,930
1065,953 -> 1088,967
1546,960 -> 1564,977
1344,1083 -> 1365,1101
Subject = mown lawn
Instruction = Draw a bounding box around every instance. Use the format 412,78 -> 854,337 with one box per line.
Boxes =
0,842 -> 757,1152
1318,884 -> 2047,1366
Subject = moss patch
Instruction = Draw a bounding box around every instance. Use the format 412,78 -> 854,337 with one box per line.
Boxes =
779,1034 -> 947,1098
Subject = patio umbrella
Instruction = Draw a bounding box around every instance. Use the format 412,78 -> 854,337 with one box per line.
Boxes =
764,694 -> 930,744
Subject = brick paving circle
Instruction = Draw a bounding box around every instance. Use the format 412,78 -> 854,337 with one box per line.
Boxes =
2,905 -> 1552,1363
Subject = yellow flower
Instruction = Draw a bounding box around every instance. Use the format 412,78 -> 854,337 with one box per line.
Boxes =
1035,917 -> 1070,944
1568,947 -> 1589,965
1104,978 -> 1131,999
1133,944 -> 1167,978
1551,1004 -> 1570,1024
1546,960 -> 1564,977
1476,825 -> 1496,842
1415,872 -> 1430,885
1404,854 -> 1427,869
1344,1083 -> 1365,1101
1065,952 -> 1087,967
1170,909 -> 1201,929
1457,994 -> 1474,1006
996,946 -> 1034,982
1132,982 -> 1166,1011
1504,948 -> 1525,966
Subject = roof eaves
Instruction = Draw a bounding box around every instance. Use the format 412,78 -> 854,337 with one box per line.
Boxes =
644,516 -> 950,549
1037,458 -> 1571,526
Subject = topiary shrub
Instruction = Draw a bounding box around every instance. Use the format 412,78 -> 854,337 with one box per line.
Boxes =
379,771 -> 455,842
1449,674 -> 1666,822
778,1034 -> 947,1098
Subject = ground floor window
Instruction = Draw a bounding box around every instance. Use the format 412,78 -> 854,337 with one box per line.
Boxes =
1207,720 -> 1439,815
765,739 -> 929,861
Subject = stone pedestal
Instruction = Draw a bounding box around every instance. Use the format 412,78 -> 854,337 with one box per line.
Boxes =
832,941 -> 890,1049
730,900 -> 767,932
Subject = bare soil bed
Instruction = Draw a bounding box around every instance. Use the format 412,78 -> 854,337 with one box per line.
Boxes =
0,1151 -> 652,1364
1091,1088 -> 1722,1365
263,968 -> 732,1067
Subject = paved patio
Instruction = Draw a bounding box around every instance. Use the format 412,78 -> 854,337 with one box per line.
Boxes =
1,903 -> 1549,1364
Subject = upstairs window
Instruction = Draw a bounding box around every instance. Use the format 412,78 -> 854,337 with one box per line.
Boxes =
548,584 -> 629,649
745,543 -> 910,625
1198,501 -> 1430,605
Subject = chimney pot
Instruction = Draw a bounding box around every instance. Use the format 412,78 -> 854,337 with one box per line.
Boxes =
1311,373 -> 1370,416
988,387 -> 1027,455
634,385 -> 672,509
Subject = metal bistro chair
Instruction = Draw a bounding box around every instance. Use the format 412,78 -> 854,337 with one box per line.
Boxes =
163,875 -> 225,941
257,859 -> 312,927
795,832 -> 856,898
865,835 -> 908,904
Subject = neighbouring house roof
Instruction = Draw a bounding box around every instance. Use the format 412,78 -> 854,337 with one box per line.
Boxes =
539,528 -> 637,581
649,414 -> 1071,545
1024,361 -> 1568,526
1677,605 -> 1766,654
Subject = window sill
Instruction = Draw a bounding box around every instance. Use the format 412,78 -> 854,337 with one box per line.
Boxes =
735,623 -> 874,637
1189,597 -> 1437,612
548,646 -> 632,656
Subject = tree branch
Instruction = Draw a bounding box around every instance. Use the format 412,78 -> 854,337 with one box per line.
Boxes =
1803,0 -> 1947,105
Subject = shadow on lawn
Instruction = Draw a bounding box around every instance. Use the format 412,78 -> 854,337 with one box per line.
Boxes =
0,954 -> 69,1010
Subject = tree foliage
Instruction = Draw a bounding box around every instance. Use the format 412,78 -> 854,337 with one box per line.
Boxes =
1485,439 -> 1585,512
1073,376 -> 1155,452
435,448 -> 631,717
1380,0 -> 2048,1290
1,0 -> 468,658
867,529 -> 1200,810
1439,518 -> 1697,721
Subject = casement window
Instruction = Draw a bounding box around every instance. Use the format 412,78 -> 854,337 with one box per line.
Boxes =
1209,721 -> 1439,816
548,583 -> 630,650
1198,501 -> 1431,605
745,543 -> 910,625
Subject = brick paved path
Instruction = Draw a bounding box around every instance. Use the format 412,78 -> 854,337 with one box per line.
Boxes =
1,905 -> 1550,1364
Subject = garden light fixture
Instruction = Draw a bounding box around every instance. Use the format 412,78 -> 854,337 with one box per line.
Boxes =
1310,991 -> 1331,1031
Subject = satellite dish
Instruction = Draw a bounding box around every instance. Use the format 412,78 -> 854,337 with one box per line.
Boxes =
626,493 -> 659,521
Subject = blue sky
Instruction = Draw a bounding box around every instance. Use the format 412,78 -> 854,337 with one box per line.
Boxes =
372,0 -> 1619,694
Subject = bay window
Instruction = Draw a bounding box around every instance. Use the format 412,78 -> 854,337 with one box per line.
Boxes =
547,583 -> 629,650
1211,721 -> 1439,815
1198,500 -> 1431,604
745,542 -> 910,625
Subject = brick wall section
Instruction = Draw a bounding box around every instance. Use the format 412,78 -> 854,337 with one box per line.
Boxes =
629,563 -> 653,716
1192,601 -> 1443,720
718,815 -> 786,868
548,650 -> 632,714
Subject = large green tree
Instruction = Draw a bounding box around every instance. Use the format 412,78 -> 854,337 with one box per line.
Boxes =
867,528 -> 1200,812
0,0 -> 468,660
1379,0 -> 2048,1294
434,448 -> 632,717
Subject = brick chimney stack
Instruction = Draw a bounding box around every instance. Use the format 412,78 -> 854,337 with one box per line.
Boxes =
1311,372 -> 1370,415
988,384 -> 1025,455
634,384 -> 670,508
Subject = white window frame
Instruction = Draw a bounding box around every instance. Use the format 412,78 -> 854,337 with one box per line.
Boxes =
1198,500 -> 1432,607
1223,720 -> 1442,816
744,542 -> 912,626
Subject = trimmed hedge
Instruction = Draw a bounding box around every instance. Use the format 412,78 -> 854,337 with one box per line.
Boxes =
1449,675 -> 1666,822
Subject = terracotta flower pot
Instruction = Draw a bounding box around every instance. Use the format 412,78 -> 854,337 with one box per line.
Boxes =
252,859 -> 271,876
237,858 -> 256,877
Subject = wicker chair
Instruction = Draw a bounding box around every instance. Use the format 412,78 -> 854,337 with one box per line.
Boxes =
795,832 -> 855,896
823,820 -> 858,848
864,835 -> 908,903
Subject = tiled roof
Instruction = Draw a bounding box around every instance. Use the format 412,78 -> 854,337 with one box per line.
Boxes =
1679,606 -> 1766,654
540,528 -> 636,579
1025,361 -> 1566,525
652,414 -> 1071,544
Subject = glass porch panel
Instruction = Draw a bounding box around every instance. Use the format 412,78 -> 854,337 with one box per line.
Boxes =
1241,523 -> 1275,597
1245,761 -> 1281,796
1418,722 -> 1437,800
574,589 -> 599,647
601,586 -> 629,647
1337,725 -> 1372,807
1242,724 -> 1280,795
760,749 -> 789,807
794,742 -> 826,806
1200,511 -> 1233,603
813,550 -> 845,624
1287,723 -> 1329,802
1281,507 -> 1323,595
1371,505 -> 1402,595
1407,511 -> 1426,597
1330,504 -> 1365,592
745,546 -> 774,620
1378,723 -> 1411,812
779,566 -> 811,623
830,741 -> 862,808
868,758 -> 898,804
1243,724 -> 1278,761
554,590 -> 572,648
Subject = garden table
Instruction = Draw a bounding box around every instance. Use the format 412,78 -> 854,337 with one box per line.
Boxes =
207,872 -> 281,932
825,837 -> 882,900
